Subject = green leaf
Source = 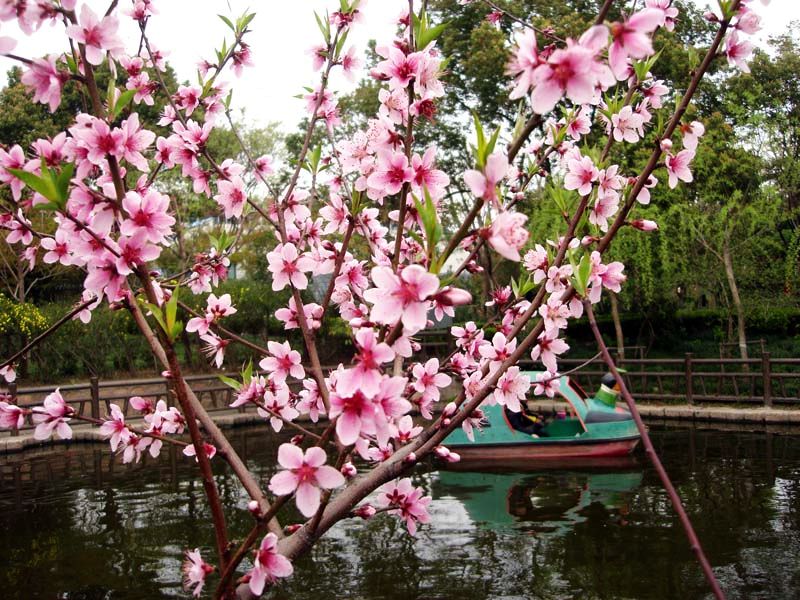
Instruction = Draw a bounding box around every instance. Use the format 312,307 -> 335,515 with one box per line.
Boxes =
6,167 -> 59,204
111,89 -> 136,120
143,302 -> 168,335
417,21 -> 448,50
314,11 -> 331,44
218,14 -> 235,31
218,374 -> 241,391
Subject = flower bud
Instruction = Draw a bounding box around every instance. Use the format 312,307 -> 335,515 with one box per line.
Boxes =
631,219 -> 659,232
434,286 -> 472,308
247,500 -> 261,517
660,138 -> 673,152
442,402 -> 457,418
404,452 -> 417,463
284,524 -> 303,534
703,11 -> 719,22
290,434 -> 305,446
341,462 -> 357,478
354,504 -> 377,519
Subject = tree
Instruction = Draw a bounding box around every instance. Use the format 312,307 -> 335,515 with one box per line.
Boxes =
0,1 -> 765,598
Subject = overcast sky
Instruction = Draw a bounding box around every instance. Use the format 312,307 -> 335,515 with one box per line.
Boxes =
0,0 -> 795,133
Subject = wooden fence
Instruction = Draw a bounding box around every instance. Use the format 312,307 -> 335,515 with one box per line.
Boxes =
2,373 -> 240,436
2,354 -> 799,437
522,354 -> 800,407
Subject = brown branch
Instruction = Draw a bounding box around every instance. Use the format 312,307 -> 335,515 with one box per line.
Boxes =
1,297 -> 95,370
583,300 -> 724,599
126,293 -> 282,537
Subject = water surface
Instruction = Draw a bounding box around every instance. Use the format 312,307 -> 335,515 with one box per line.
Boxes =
1,425 -> 798,599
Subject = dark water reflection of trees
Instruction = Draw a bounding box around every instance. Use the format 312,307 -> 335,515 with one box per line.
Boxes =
1,425 -> 798,599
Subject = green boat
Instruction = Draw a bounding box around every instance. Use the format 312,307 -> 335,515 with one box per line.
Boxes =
444,372 -> 641,464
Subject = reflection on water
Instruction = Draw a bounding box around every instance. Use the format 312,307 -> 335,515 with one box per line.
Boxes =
1,426 -> 799,599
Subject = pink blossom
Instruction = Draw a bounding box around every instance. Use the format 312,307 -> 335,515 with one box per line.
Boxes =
187,293 -> 237,335
115,231 -> 161,275
267,243 -> 316,291
411,358 -> 451,406
564,154 -> 599,196
0,144 -> 26,200
32,389 -> 74,440
182,549 -> 214,598
275,297 -> 323,331
0,400 -> 25,430
99,403 -> 131,452
534,371 -> 561,398
646,0 -> 679,32
329,389 -> 373,446
268,444 -> 345,517
121,189 -> 175,244
338,328 -> 395,397
508,29 -> 540,100
259,341 -> 305,383
367,150 -> 413,199
486,211 -> 529,262
182,442 -> 217,461
375,45 -> 421,91
214,176 -> 247,219
66,5 -> 124,65
665,149 -> 694,188
41,229 -> 73,266
493,366 -> 531,412
200,332 -> 228,368
530,26 -> 612,114
611,106 -> 645,143
363,265 -> 439,333
479,332 -> 517,373
530,332 -> 570,373
609,9 -> 663,80
523,244 -> 550,283
725,32 -> 753,72
681,120 -> 705,151
377,478 -> 432,535
20,55 -> 66,112
411,146 -> 449,199
247,533 -> 293,596
463,152 -> 508,206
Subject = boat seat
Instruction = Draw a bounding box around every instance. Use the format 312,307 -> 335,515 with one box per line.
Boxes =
584,409 -> 633,424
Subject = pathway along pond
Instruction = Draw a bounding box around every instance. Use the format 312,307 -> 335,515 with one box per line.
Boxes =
1,424 -> 799,599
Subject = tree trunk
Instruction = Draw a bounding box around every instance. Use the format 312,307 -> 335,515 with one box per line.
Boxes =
722,239 -> 748,361
609,292 -> 625,359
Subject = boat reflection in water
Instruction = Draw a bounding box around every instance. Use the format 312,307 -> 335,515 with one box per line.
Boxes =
434,457 -> 643,535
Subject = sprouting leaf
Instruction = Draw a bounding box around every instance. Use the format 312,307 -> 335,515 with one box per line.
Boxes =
218,14 -> 235,32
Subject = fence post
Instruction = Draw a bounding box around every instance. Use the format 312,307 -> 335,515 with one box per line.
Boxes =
685,353 -> 694,405
9,381 -> 19,437
762,352 -> 772,408
90,376 -> 100,419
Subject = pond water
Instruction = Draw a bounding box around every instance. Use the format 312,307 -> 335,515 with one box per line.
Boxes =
1,424 -> 799,599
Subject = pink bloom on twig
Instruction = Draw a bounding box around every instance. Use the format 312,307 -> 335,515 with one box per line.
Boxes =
247,532 -> 294,595
463,152 -> 508,206
363,265 -> 439,334
268,443 -> 345,517
32,389 -> 74,440
182,548 -> 214,598
486,211 -> 529,262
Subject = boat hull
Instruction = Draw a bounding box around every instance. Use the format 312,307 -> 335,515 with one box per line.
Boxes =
449,435 -> 640,464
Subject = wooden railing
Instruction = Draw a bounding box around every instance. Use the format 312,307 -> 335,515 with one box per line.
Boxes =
2,373 -> 241,436
519,354 -> 800,407
2,354 -> 798,438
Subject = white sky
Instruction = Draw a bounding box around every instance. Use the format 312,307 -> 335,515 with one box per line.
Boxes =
0,0 -> 796,133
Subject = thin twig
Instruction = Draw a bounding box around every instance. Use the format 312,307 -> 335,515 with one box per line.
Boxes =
583,300 -> 724,599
